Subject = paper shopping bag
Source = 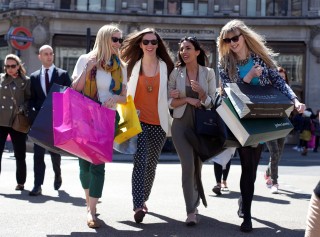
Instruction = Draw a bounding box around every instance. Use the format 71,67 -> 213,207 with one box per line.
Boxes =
52,88 -> 116,164
217,97 -> 293,147
114,95 -> 142,144
225,83 -> 294,119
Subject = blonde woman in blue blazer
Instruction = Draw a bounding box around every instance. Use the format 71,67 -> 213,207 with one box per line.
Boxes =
121,28 -> 174,224
168,37 -> 216,226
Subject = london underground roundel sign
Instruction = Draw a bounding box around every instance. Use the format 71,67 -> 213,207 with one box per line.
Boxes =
8,26 -> 34,50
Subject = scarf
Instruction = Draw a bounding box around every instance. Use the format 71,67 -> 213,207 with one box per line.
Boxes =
83,54 -> 123,100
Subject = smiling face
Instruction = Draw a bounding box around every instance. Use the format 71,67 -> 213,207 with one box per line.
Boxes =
223,31 -> 246,57
140,33 -> 158,57
179,40 -> 200,65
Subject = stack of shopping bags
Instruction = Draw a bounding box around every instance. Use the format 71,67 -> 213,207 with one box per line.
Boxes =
217,83 -> 294,146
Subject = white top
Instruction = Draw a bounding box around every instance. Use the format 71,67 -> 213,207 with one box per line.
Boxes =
72,54 -> 127,110
41,64 -> 54,96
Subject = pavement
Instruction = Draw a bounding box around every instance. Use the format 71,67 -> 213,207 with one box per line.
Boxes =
0,144 -> 319,237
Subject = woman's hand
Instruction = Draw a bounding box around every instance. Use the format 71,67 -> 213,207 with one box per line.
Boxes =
86,55 -> 97,71
169,89 -> 180,98
294,99 -> 306,113
103,95 -> 119,108
186,97 -> 201,108
244,64 -> 263,83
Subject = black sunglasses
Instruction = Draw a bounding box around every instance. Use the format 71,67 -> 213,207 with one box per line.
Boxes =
223,34 -> 242,44
4,64 -> 17,69
142,39 -> 158,45
111,37 -> 124,43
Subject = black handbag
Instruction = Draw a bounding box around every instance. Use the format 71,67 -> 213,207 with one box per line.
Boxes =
195,107 -> 220,136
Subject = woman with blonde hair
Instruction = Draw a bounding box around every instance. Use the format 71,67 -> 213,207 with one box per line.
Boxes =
0,54 -> 30,191
72,24 -> 127,228
121,28 -> 174,223
217,19 -> 305,232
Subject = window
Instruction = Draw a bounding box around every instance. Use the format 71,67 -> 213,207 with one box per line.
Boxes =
266,0 -> 288,16
76,0 -> 101,11
106,0 -> 115,12
181,1 -> 193,15
199,3 -> 208,15
270,42 -> 305,101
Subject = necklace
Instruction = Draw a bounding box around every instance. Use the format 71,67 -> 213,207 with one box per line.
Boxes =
186,67 -> 198,85
237,56 -> 250,66
143,60 -> 158,93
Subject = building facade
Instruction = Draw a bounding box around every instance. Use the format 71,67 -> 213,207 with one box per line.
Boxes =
0,0 -> 320,110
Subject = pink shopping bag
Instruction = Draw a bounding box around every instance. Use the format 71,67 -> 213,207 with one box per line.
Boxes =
52,88 -> 116,164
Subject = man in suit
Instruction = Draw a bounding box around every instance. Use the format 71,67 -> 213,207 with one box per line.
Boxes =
29,45 -> 71,196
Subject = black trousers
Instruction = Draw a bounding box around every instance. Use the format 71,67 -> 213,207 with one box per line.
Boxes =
0,126 -> 27,184
33,143 -> 61,187
214,160 -> 231,183
237,144 -> 263,220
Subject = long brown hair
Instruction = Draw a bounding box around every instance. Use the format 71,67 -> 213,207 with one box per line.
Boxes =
120,28 -> 174,78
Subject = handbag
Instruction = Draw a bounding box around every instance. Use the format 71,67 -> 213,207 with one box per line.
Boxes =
12,113 -> 30,133
52,87 -> 116,164
114,95 -> 142,144
195,107 -> 220,136
28,83 -> 71,155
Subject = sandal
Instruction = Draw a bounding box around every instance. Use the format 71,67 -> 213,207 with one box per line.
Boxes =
212,185 -> 222,195
221,183 -> 229,192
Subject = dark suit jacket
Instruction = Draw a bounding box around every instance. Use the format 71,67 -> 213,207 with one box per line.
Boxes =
29,66 -> 71,123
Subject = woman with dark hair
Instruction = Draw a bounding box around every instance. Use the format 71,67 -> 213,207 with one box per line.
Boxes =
217,19 -> 305,232
168,36 -> 216,226
264,66 -> 289,194
121,28 -> 174,223
0,54 -> 30,191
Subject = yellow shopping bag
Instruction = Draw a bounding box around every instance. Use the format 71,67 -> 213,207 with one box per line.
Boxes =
114,95 -> 142,144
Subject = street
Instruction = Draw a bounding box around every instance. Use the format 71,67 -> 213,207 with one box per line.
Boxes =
0,145 -> 319,237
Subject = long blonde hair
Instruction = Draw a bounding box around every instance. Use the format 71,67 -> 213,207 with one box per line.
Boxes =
89,24 -> 122,65
217,19 -> 278,79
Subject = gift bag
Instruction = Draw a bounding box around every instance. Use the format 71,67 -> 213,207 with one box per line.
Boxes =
52,88 -> 116,164
114,95 -> 142,144
28,83 -> 71,155
225,83 -> 294,119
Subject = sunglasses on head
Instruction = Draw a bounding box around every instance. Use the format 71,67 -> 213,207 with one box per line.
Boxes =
4,64 -> 17,69
111,37 -> 124,43
142,39 -> 158,45
223,34 -> 242,44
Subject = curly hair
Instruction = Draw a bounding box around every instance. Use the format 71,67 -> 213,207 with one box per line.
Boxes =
120,28 -> 174,78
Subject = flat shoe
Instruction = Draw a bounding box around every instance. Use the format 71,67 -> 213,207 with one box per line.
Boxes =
15,184 -> 24,191
240,219 -> 252,232
186,213 -> 198,226
212,185 -> 222,195
87,219 -> 100,228
134,210 -> 145,223
221,187 -> 229,192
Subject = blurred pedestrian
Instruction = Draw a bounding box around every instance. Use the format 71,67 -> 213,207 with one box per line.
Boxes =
312,110 -> 320,153
29,45 -> 71,196
0,54 -> 30,191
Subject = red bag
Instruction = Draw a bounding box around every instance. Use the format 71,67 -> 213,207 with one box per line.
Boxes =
52,88 -> 116,164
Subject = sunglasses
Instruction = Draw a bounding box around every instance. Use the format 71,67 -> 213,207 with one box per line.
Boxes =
142,39 -> 158,45
111,37 -> 124,43
4,64 -> 17,69
223,34 -> 242,44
